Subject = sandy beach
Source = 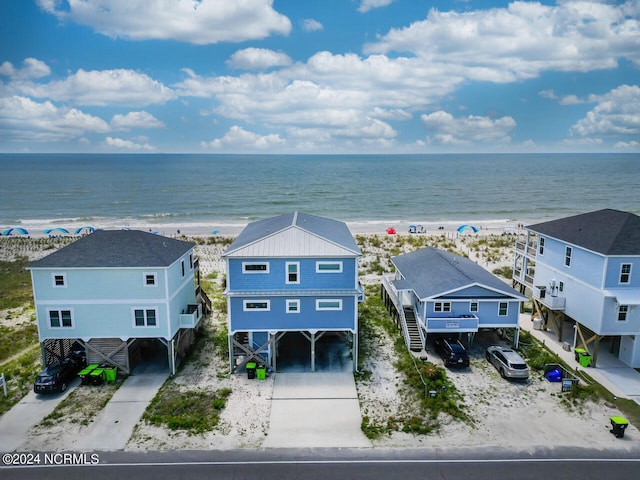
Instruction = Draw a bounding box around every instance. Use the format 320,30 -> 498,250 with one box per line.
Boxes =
1,225 -> 638,453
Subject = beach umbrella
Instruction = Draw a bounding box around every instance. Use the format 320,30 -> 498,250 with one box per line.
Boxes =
74,226 -> 95,235
43,227 -> 70,235
386,227 -> 396,234
2,227 -> 29,236
457,225 -> 479,233
211,230 -> 220,235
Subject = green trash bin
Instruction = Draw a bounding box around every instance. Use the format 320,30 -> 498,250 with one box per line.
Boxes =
610,416 -> 629,438
103,366 -> 117,383
256,365 -> 266,380
90,367 -> 105,385
577,352 -> 592,367
246,362 -> 256,379
574,348 -> 587,362
78,364 -> 99,385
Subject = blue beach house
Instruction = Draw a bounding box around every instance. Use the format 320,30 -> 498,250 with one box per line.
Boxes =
222,212 -> 363,372
382,247 -> 526,351
513,209 -> 640,367
28,230 -> 210,374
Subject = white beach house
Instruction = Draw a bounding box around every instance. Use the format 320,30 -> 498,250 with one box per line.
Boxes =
513,209 -> 640,367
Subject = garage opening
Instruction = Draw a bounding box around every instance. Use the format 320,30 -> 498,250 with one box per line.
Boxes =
276,331 -> 352,373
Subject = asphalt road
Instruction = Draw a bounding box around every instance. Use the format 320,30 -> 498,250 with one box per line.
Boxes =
2,447 -> 640,480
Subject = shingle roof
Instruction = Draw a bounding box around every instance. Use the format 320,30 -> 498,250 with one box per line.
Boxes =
391,247 -> 524,300
527,209 -> 640,256
28,230 -> 194,269
222,212 -> 361,257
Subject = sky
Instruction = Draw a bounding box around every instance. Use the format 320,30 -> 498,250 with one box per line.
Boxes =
0,0 -> 638,154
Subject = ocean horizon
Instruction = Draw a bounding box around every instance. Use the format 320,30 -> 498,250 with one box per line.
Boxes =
1,153 -> 639,235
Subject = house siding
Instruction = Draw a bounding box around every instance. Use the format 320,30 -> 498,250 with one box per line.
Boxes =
229,295 -> 356,332
227,257 -> 356,291
604,257 -> 639,289
539,236 -> 605,288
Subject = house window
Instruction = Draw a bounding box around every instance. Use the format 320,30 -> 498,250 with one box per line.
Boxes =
470,301 -> 478,313
498,302 -> 508,316
559,281 -> 564,292
144,273 -> 157,286
620,264 -> 632,284
538,237 -> 545,255
181,260 -> 185,277
189,254 -> 193,269
617,305 -> 629,322
316,261 -> 343,273
243,300 -> 270,311
243,262 -> 269,273
49,309 -> 73,328
316,299 -> 342,311
564,246 -> 572,267
286,262 -> 300,284
134,308 -> 157,327
434,302 -> 451,313
52,273 -> 66,288
286,299 -> 300,313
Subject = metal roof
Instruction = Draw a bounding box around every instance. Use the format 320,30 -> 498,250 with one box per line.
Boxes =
222,212 -> 361,258
28,230 -> 194,269
391,247 -> 525,301
527,209 -> 640,256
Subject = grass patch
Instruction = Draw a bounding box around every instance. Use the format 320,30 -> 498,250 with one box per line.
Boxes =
0,323 -> 39,364
0,257 -> 33,310
143,385 -> 232,434
39,380 -> 123,427
0,348 -> 42,415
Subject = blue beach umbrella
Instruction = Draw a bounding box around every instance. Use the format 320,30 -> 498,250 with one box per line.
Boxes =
457,225 -> 479,233
73,226 -> 95,235
43,227 -> 70,235
2,227 -> 29,236
211,230 -> 220,235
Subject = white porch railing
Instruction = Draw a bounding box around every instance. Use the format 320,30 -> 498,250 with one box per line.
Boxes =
179,303 -> 202,328
381,273 -> 417,352
532,286 -> 566,310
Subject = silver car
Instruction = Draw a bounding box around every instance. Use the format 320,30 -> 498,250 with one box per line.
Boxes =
486,345 -> 530,380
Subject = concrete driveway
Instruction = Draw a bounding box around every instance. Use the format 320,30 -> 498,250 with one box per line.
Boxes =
262,372 -> 371,448
0,379 -> 79,452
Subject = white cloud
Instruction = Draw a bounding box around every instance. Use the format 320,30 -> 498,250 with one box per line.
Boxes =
0,95 -> 110,143
203,125 -> 285,150
569,84 -> 640,138
421,111 -> 516,145
38,0 -> 291,44
301,19 -> 323,32
365,1 -> 640,82
14,69 -> 176,107
358,0 -> 396,13
614,140 -> 639,150
104,136 -> 156,151
111,111 -> 166,131
227,48 -> 292,70
0,58 -> 51,80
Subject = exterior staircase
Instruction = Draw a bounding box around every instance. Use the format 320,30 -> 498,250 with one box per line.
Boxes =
403,307 -> 423,352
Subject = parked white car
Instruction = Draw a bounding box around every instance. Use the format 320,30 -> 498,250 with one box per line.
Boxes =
486,345 -> 530,380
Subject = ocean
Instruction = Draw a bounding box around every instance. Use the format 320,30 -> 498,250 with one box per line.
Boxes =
1,153 -> 638,234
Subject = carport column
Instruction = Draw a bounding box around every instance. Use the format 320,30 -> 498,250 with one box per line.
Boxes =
228,334 -> 234,373
353,331 -> 358,372
168,339 -> 176,375
311,332 -> 316,372
513,327 -> 520,349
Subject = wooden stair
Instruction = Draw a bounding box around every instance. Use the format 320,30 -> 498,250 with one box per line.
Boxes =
403,307 -> 423,352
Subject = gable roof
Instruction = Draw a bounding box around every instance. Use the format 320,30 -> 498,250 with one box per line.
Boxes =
527,209 -> 640,256
391,247 -> 525,301
28,230 -> 194,269
222,212 -> 361,257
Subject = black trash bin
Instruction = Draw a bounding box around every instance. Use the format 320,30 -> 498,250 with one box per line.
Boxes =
610,416 -> 629,438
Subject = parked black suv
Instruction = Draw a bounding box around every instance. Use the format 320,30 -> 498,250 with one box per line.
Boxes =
433,337 -> 470,368
33,359 -> 81,394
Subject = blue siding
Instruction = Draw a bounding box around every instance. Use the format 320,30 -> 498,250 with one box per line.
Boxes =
229,296 -> 356,331
539,236 -> 604,287
425,300 -> 519,327
227,257 -> 357,291
604,257 -> 639,289
440,285 -> 513,299
32,263 -> 197,341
